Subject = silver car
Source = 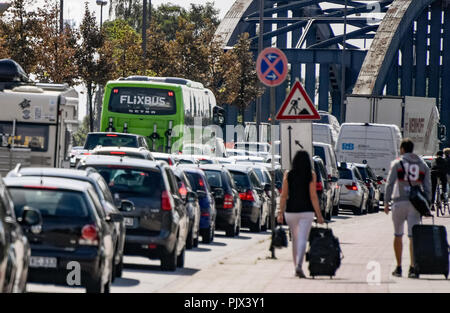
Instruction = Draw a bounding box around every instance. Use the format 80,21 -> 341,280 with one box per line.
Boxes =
337,162 -> 369,215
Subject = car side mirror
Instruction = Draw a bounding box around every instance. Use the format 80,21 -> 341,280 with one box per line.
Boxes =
120,200 -> 135,212
328,177 -> 339,183
107,213 -> 124,223
20,206 -> 42,226
187,191 -> 198,203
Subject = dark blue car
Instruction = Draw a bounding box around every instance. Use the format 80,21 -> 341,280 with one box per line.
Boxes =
177,166 -> 216,244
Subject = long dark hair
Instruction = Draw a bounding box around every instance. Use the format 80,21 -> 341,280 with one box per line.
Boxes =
289,150 -> 313,184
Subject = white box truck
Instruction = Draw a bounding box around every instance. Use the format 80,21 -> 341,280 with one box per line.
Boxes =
345,95 -> 444,156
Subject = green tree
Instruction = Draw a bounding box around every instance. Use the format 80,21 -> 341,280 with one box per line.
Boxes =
228,33 -> 263,123
72,115 -> 90,147
152,4 -> 187,41
77,3 -> 113,132
0,0 -> 40,74
145,22 -> 173,76
34,1 -> 79,85
103,19 -> 147,77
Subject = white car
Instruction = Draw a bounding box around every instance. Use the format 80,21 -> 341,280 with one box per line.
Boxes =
337,162 -> 369,215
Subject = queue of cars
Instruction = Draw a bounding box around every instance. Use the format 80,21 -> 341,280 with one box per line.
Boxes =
0,131 -> 284,293
1,120 -> 392,293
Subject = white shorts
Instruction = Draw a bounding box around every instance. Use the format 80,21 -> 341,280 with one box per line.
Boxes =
392,201 -> 421,238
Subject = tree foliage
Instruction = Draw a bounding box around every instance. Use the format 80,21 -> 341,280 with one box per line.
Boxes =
103,19 -> 145,78
34,1 -> 79,85
0,0 -> 40,73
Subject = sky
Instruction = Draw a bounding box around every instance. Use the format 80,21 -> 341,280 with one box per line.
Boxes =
54,0 -> 234,26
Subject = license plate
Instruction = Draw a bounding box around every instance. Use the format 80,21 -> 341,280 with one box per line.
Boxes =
29,257 -> 57,268
124,217 -> 134,227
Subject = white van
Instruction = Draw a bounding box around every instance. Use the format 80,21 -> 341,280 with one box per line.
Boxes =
335,123 -> 402,180
313,123 -> 338,148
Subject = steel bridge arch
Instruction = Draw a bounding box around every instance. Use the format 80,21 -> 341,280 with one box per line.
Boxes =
217,0 -> 450,143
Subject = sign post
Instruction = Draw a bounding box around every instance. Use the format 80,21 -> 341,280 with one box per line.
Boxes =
276,80 -> 320,170
256,47 -> 288,259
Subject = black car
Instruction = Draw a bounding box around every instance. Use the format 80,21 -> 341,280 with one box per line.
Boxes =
4,176 -> 123,293
178,166 -> 217,244
355,163 -> 382,213
223,164 -> 270,233
313,156 -> 335,221
73,132 -> 151,167
0,178 -> 37,293
198,165 -> 242,237
84,132 -> 150,151
172,167 -> 201,249
78,155 -> 189,272
7,166 -> 126,279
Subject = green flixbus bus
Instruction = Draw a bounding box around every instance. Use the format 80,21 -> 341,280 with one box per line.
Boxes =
100,76 -> 225,153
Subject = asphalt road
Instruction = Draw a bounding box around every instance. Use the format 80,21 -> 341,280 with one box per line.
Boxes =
26,228 -> 273,293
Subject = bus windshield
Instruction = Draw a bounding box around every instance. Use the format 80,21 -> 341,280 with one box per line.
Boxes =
108,87 -> 176,115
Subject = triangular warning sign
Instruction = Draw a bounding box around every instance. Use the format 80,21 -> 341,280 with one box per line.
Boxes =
276,81 -> 320,121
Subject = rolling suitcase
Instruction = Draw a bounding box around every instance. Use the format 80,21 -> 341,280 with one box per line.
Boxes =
307,223 -> 343,278
412,217 -> 449,279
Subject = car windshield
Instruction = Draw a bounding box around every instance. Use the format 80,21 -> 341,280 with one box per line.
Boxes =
84,134 -> 138,150
203,170 -> 223,188
229,171 -> 251,191
184,172 -> 208,192
339,168 -> 353,180
254,168 -> 271,184
95,167 -> 163,199
356,167 -> 368,180
9,188 -> 90,218
314,146 -> 327,166
178,159 -> 195,164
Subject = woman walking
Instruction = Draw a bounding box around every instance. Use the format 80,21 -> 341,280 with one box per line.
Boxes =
277,150 -> 324,278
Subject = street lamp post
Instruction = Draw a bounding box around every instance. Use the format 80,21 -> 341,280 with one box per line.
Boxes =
96,0 -> 108,28
142,0 -> 147,61
59,0 -> 63,33
340,0 -> 348,123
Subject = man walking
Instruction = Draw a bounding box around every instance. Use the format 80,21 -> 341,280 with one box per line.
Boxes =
384,138 -> 431,278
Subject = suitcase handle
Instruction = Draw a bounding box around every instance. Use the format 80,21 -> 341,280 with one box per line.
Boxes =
420,215 -> 435,225
314,219 -> 330,228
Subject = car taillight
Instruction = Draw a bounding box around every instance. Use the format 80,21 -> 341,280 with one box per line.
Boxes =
179,183 -> 187,197
162,191 -> 173,211
83,152 -> 91,155
106,134 -> 117,137
365,182 -> 371,188
316,182 -> 323,191
110,151 -> 126,155
80,225 -> 98,245
168,159 -> 173,165
239,190 -> 255,201
377,180 -> 383,185
345,183 -> 358,191
223,194 -> 234,209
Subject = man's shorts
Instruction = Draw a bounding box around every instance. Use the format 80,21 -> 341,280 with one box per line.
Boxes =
392,201 -> 421,238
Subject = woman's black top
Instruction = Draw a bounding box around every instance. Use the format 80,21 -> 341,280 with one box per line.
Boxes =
286,170 -> 314,213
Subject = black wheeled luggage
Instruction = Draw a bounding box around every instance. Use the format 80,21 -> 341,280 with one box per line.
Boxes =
307,223 -> 343,278
412,217 -> 449,279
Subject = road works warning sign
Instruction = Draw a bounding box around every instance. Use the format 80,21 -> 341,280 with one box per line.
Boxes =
276,81 -> 320,121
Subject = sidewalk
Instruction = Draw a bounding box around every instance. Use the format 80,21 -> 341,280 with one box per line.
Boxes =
160,212 -> 450,293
